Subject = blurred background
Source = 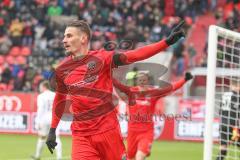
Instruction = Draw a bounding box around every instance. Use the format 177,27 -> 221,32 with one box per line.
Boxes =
0,0 -> 240,160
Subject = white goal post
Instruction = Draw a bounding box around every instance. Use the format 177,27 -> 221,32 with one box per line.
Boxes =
204,25 -> 240,160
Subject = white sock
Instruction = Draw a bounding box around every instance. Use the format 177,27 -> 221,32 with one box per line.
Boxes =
56,136 -> 62,160
35,138 -> 45,158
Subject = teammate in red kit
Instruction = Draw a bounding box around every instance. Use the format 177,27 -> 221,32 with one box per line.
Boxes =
45,19 -> 185,160
113,72 -> 193,160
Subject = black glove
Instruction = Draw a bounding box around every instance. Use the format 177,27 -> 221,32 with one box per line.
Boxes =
46,128 -> 57,154
185,72 -> 193,81
166,20 -> 185,45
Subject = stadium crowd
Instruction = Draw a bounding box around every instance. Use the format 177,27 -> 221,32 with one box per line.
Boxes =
0,0 -> 239,92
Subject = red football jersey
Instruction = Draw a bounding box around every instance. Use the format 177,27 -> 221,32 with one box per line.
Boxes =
54,49 -> 119,136
112,78 -> 186,132
127,86 -> 158,131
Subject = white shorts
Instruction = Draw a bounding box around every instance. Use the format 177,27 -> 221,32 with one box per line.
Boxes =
38,123 -> 60,137
38,123 -> 50,136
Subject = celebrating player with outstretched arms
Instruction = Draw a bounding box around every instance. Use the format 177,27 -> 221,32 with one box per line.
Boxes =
113,72 -> 193,160
46,19 -> 185,160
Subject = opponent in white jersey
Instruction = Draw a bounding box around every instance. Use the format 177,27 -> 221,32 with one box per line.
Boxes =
32,81 -> 62,160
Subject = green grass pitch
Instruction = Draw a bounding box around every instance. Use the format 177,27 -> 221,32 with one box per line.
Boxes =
0,134 -> 203,160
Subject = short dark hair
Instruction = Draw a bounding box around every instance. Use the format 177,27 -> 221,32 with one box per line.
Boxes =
40,80 -> 50,89
67,20 -> 91,41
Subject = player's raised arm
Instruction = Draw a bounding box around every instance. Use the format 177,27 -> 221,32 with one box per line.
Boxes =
113,78 -> 131,95
145,72 -> 193,98
172,72 -> 193,91
113,20 -> 185,66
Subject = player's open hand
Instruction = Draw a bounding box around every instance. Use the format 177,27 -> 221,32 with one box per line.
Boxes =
231,127 -> 240,141
185,72 -> 193,81
166,20 -> 185,45
46,128 -> 57,154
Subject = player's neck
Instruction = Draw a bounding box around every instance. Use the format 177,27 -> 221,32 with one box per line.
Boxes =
43,89 -> 49,92
72,45 -> 89,60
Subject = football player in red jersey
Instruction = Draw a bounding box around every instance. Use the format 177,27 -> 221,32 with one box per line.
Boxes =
113,72 -> 193,160
46,19 -> 185,160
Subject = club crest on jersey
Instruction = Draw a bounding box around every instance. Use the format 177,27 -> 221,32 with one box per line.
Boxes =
87,61 -> 96,71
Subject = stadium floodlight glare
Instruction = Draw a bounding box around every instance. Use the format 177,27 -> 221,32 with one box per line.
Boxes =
204,25 -> 240,160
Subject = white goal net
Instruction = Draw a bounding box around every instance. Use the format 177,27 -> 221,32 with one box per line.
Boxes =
204,26 -> 240,160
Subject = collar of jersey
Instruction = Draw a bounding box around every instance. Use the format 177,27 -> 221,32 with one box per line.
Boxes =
70,53 -> 90,62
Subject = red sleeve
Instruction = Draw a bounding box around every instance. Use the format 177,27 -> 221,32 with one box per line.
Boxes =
112,78 -> 131,95
172,78 -> 186,91
142,78 -> 186,98
51,69 -> 68,128
51,93 -> 67,128
120,39 -> 168,64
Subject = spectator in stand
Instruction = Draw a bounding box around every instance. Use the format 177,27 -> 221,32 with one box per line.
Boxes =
1,64 -> 12,84
22,20 -> 35,46
22,80 -> 32,92
47,31 -> 63,58
188,43 -> 196,67
47,1 -> 63,16
1,0 -> 229,91
0,34 -> 12,55
35,0 -> 49,6
173,40 -> 185,76
0,16 -> 5,36
9,18 -> 24,46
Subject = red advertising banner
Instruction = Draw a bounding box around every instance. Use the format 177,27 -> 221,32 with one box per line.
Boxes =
0,93 -> 220,142
0,92 -> 71,135
0,92 -> 37,112
0,93 -> 36,133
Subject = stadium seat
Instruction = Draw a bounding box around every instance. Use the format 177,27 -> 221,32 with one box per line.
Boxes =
16,56 -> 26,65
0,64 -> 3,74
0,55 -> 4,65
0,83 -> 7,91
9,46 -> 21,57
5,55 -> 15,64
20,46 -> 31,56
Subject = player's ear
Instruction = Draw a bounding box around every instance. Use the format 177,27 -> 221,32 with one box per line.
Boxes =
81,34 -> 88,44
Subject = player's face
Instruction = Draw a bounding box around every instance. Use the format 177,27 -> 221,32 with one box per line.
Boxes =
136,75 -> 149,86
62,27 -> 87,55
